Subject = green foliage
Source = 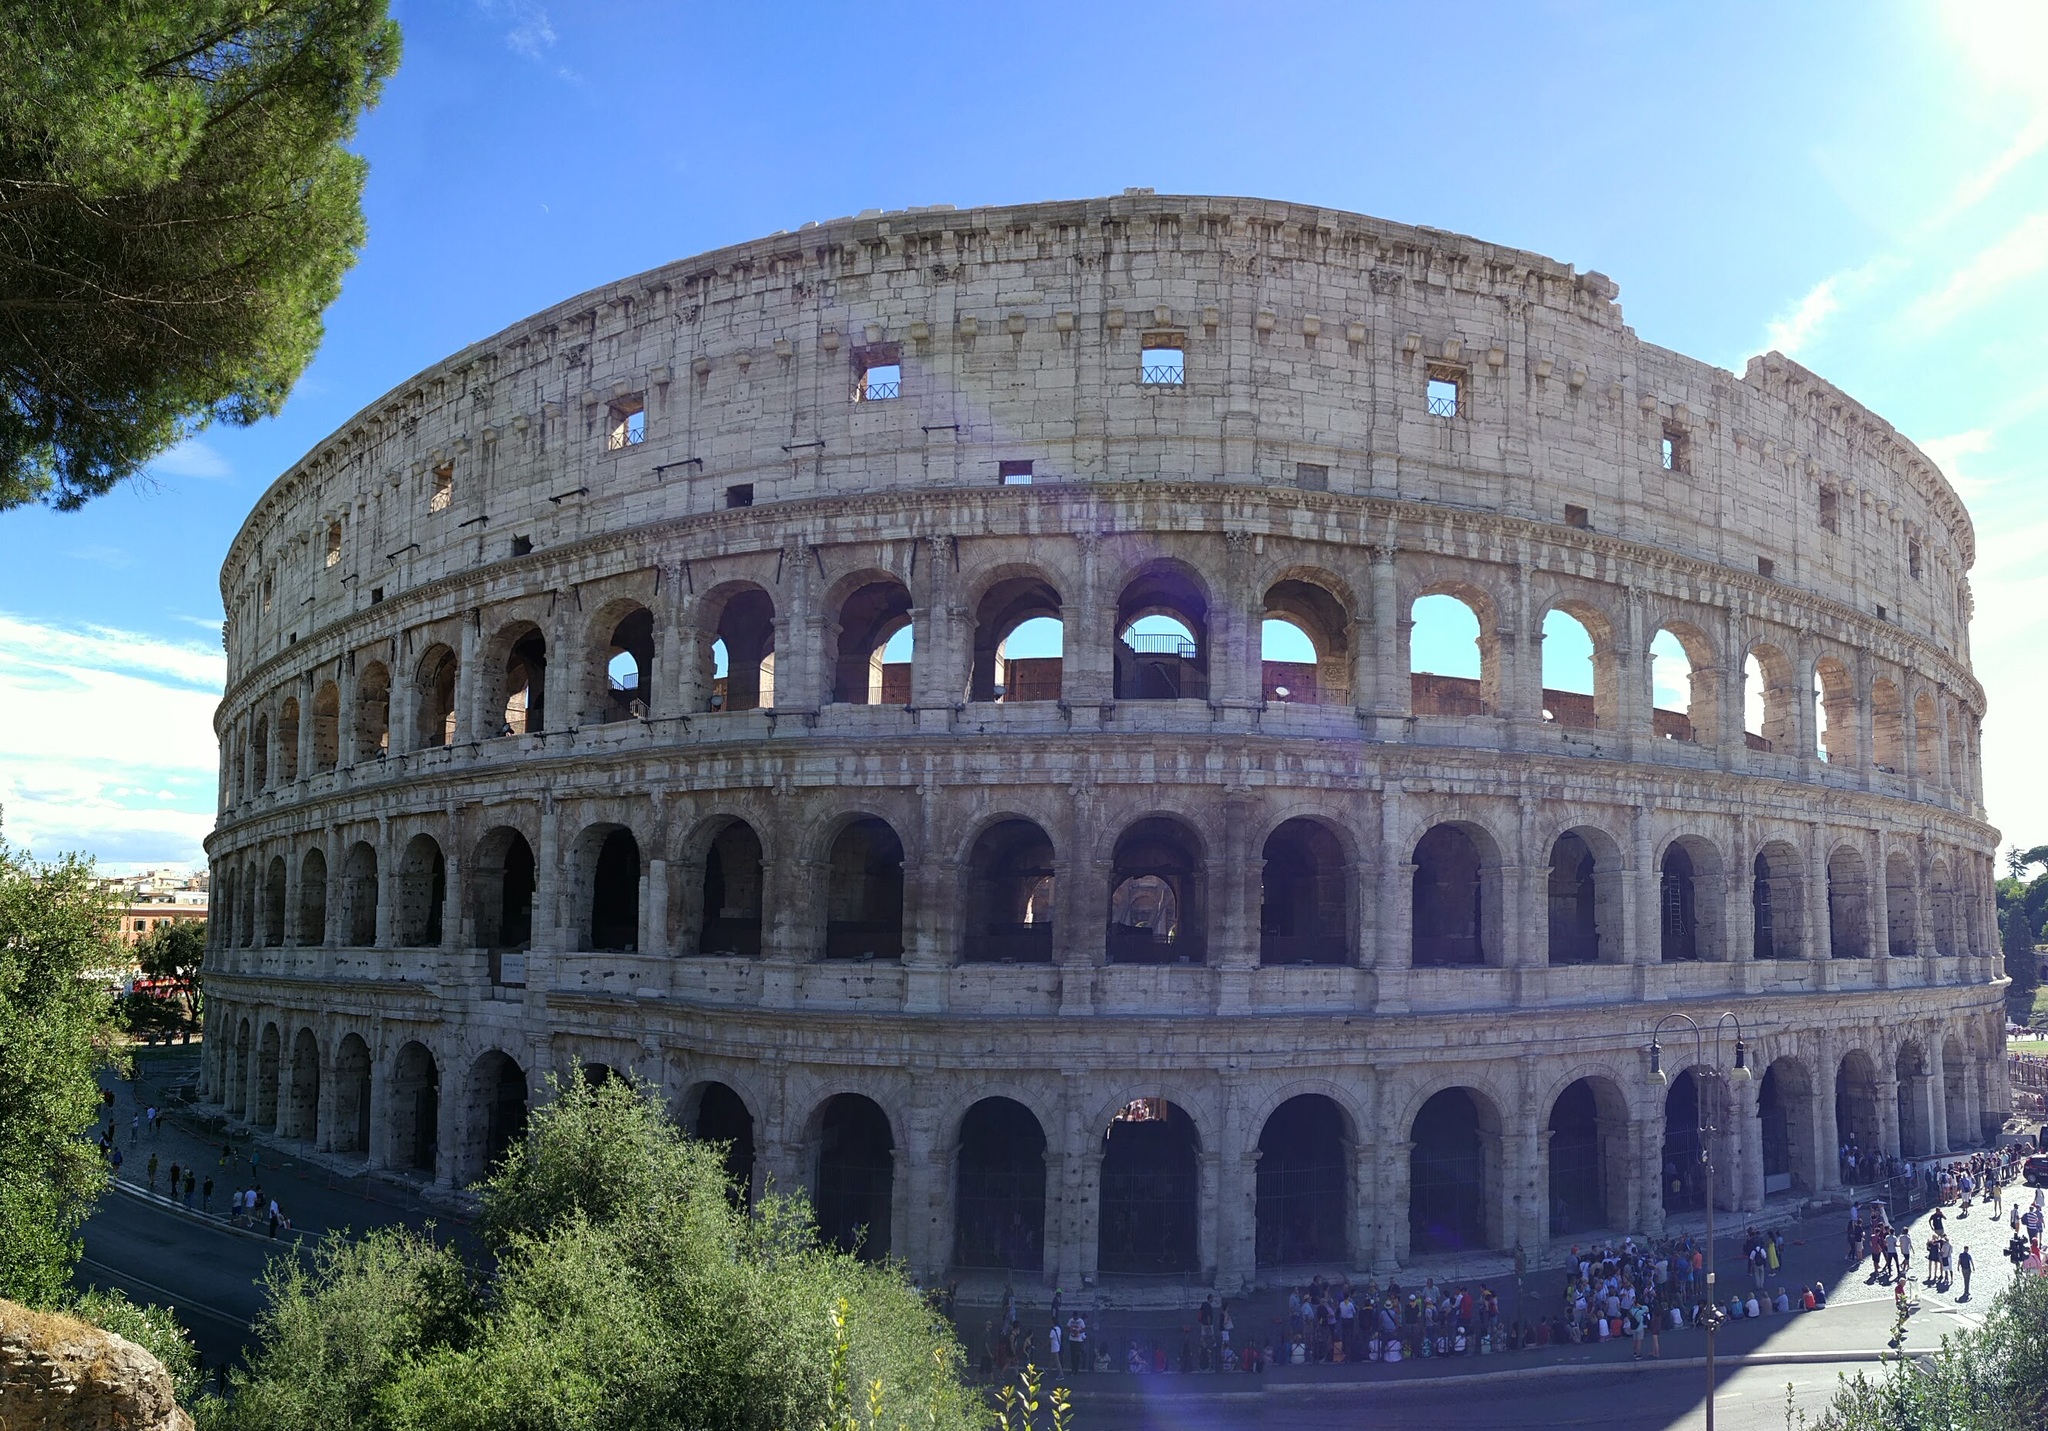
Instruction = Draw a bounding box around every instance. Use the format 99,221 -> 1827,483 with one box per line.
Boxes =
67,1287 -> 203,1406
0,839 -> 124,1304
136,918 -> 206,1021
0,2 -> 401,510
210,1074 -> 991,1431
206,1228 -> 472,1431
2004,907 -> 2040,996
1804,1272 -> 2048,1430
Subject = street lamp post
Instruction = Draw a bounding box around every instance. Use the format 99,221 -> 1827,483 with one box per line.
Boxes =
1647,1012 -> 1752,1431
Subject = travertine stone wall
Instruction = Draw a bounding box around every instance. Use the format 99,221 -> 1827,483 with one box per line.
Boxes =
199,194 -> 2006,1291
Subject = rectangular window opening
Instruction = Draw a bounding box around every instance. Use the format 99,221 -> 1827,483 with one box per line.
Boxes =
606,396 -> 646,450
1818,487 -> 1839,534
1908,540 -> 1923,579
1565,504 -> 1590,530
429,462 -> 454,512
852,343 -> 903,403
511,535 -> 533,557
1756,557 -> 1775,579
1661,424 -> 1690,473
261,575 -> 273,612
725,483 -> 754,509
1140,342 -> 1186,386
1425,363 -> 1463,418
1295,462 -> 1329,491
325,520 -> 343,568
999,460 -> 1034,486
369,586 -> 385,605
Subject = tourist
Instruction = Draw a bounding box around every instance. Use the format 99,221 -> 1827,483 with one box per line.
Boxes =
146,1152 -> 158,1193
200,1175 -> 213,1213
1958,1244 -> 1974,1299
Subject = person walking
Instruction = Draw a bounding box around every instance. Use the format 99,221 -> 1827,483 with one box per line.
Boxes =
200,1176 -> 213,1213
167,1162 -> 179,1200
146,1106 -> 159,1138
1957,1244 -> 1974,1300
182,1169 -> 195,1207
129,1114 -> 139,1146
1047,1318 -> 1061,1370
145,1152 -> 158,1193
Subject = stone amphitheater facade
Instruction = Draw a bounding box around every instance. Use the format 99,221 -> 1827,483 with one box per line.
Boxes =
198,192 -> 2009,1290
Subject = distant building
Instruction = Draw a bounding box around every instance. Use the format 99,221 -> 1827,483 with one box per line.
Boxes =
98,869 -> 210,947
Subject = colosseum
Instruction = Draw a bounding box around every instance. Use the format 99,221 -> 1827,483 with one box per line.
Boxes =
198,191 -> 2009,1290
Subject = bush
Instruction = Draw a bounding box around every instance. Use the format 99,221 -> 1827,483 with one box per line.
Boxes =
1803,1272 -> 2048,1429
208,1074 -> 988,1431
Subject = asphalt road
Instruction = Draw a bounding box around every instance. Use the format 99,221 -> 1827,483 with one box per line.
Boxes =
73,1187 -> 293,1368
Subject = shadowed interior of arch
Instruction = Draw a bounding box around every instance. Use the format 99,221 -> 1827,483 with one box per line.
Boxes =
1098,1098 -> 1199,1275
1256,1095 -> 1347,1265
954,1097 -> 1046,1270
963,819 -> 1055,963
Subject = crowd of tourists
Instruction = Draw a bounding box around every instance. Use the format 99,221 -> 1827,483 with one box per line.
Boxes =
91,1097 -> 293,1238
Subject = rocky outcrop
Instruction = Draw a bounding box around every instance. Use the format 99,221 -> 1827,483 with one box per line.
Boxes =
0,1300 -> 193,1431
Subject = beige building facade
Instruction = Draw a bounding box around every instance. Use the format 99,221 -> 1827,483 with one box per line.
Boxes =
198,193 -> 2008,1289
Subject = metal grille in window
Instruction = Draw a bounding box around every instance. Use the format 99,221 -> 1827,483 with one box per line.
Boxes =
1140,346 -> 1185,385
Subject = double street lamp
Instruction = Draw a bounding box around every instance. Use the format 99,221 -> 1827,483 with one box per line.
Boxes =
1647,1012 -> 1751,1431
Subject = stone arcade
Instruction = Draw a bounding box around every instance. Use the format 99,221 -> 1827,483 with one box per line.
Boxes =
198,192 -> 2009,1291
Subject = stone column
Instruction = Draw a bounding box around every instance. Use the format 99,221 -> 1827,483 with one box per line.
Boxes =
1732,1076 -> 1765,1212
364,1042 -> 392,1171
1814,1036 -> 1842,1191
1803,822 -> 1827,965
1928,1042 -> 1950,1153
434,1060 -> 464,1189
1876,1074 -> 1901,1158
1631,807 -> 1658,966
1500,1126 -> 1542,1253
533,802 -> 561,954
314,1037 -> 339,1152
1063,533 -> 1113,708
456,611 -> 479,744
1373,1142 -> 1411,1270
1367,546 -> 1404,726
282,848 -> 301,950
1636,1115 -> 1667,1236
1217,1147 -> 1258,1295
1349,1138 -> 1377,1275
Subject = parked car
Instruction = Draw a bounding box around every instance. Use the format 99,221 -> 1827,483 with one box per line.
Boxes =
2025,1154 -> 2048,1189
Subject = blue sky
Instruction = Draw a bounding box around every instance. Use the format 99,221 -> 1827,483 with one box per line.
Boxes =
2,0 -> 2044,868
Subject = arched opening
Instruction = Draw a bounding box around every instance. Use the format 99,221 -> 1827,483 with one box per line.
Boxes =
1098,1098 -> 1199,1275
600,606 -> 655,723
969,575 -> 1064,703
1744,644 -> 1794,753
276,698 -> 300,782
1410,1088 -> 1493,1253
705,586 -> 776,713
254,1023 -> 281,1128
814,1094 -> 894,1261
1259,819 -> 1348,964
1256,1095 -> 1348,1266
470,827 -> 535,951
1886,851 -> 1918,957
354,662 -> 391,761
1895,1043 -> 1930,1158
1108,817 -> 1205,964
684,1082 -> 756,1201
229,1019 -> 250,1114
1752,841 -> 1804,960
284,1028 -> 320,1141
1913,690 -> 1941,783
1412,823 -> 1489,967
963,819 -> 1055,963
831,580 -> 914,705
1827,846 -> 1869,958
415,645 -> 459,749
1539,607 -> 1600,728
263,857 -> 286,946
251,714 -> 269,789
1871,678 -> 1905,772
1661,1071 -> 1711,1214
1651,625 -> 1715,743
1114,565 -> 1208,700
1548,1078 -> 1623,1234
1261,578 -> 1351,705
467,1050 -> 528,1176
696,820 -> 764,957
824,817 -> 904,960
1814,656 -> 1854,764
587,828 -> 641,952
1942,1038 -> 1970,1150
1758,1057 -> 1816,1195
1931,859 -> 1958,957
954,1097 -> 1047,1271
297,848 -> 327,946
311,681 -> 340,772
1661,844 -> 1699,962
496,623 -> 547,735
333,1032 -> 372,1155
1409,592 -> 1487,716
1546,831 -> 1601,965
342,841 -> 379,947
395,834 -> 446,947
1835,1051 -> 1882,1162
389,1041 -> 440,1174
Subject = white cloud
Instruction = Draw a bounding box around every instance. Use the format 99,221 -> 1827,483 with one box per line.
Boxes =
144,438 -> 233,483
477,0 -> 556,58
1760,258 -> 1896,360
1944,112 -> 2048,219
0,612 -> 222,865
1903,210 -> 2048,330
1917,427 -> 1995,498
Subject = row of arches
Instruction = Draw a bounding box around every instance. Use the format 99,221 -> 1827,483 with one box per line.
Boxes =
201,1010 -> 2006,1274
220,557 -> 1983,809
212,810 -> 1987,967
